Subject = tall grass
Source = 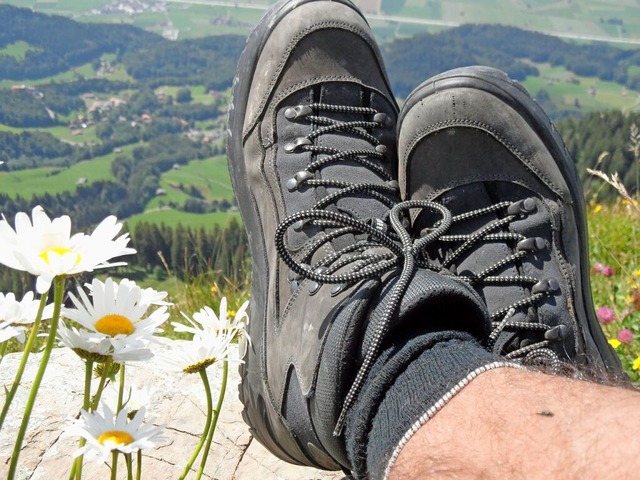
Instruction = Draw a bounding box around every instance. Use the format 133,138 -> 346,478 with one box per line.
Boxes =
587,123 -> 640,381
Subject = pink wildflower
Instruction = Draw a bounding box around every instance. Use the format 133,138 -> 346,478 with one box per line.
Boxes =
596,306 -> 615,324
618,328 -> 634,344
592,262 -> 614,277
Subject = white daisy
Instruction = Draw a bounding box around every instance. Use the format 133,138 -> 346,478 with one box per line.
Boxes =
61,278 -> 168,361
0,206 -> 136,293
57,322 -> 112,362
64,402 -> 165,462
57,321 -> 152,363
107,278 -> 172,307
0,291 -> 54,344
173,298 -> 249,343
155,330 -> 240,375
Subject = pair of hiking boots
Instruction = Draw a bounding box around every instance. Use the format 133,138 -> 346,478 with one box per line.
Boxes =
226,0 -> 623,473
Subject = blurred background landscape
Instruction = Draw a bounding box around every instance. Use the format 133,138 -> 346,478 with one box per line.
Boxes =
0,2 -> 638,364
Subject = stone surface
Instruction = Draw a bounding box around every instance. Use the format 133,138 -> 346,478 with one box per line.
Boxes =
0,348 -> 347,480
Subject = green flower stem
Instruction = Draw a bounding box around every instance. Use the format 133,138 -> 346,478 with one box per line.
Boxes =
0,341 -> 8,363
195,361 -> 228,480
136,450 -> 142,480
111,451 -> 118,480
178,368 -> 214,480
69,359 -> 94,480
111,364 -> 126,478
8,277 -> 64,479
0,292 -> 49,429
125,453 -> 133,480
117,364 -> 126,411
90,356 -> 113,411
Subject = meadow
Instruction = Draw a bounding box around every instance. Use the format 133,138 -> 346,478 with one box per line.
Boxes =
0,144 -> 143,198
522,63 -> 640,115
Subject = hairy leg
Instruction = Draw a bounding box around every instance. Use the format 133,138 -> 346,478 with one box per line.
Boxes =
390,368 -> 639,480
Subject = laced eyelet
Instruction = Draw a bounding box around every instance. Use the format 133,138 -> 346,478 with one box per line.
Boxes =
284,137 -> 312,153
288,269 -> 300,281
532,278 -> 560,294
375,144 -> 387,154
507,198 -> 536,215
517,237 -> 547,251
307,266 -> 327,295
284,105 -> 313,120
287,171 -> 314,191
544,324 -> 570,342
293,219 -> 309,232
373,112 -> 389,126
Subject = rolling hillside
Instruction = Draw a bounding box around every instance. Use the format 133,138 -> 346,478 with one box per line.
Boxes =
0,3 -> 638,235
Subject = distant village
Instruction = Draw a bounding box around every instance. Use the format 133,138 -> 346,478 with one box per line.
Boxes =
78,0 -> 254,40
86,0 -> 168,17
9,60 -> 225,148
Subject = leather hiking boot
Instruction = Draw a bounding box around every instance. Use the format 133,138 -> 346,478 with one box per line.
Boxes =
227,1 -> 492,471
398,66 -> 624,378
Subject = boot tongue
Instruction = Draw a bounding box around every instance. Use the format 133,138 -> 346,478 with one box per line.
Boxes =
359,268 -> 491,362
315,83 -> 396,251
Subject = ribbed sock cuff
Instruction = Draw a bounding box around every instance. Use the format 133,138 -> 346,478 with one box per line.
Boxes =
345,330 -> 506,479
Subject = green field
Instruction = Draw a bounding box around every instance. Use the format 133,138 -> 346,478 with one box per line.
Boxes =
155,85 -> 218,105
0,144 -> 143,198
0,124 -> 99,144
523,63 -> 640,115
146,155 -> 235,210
125,208 -> 241,231
0,57 -> 132,88
4,0 -> 640,44
0,40 -> 40,60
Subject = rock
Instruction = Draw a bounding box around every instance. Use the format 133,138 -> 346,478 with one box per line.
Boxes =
0,348 -> 346,480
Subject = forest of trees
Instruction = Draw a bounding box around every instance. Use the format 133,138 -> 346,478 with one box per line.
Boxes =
557,110 -> 640,199
0,130 -> 74,164
121,35 -> 245,90
382,24 -> 640,99
0,219 -> 249,297
0,5 -> 158,79
129,219 -> 248,283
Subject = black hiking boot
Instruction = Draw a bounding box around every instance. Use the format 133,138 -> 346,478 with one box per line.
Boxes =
397,66 -> 624,377
227,1 -> 491,471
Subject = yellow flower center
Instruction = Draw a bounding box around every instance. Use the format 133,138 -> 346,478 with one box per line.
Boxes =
39,246 -> 81,266
183,357 -> 216,374
98,430 -> 134,446
95,314 -> 135,336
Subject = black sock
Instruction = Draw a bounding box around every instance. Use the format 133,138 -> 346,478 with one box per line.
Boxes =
345,329 -> 514,479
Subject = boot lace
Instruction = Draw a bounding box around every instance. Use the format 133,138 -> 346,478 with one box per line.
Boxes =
421,198 -> 565,370
274,102 -> 449,435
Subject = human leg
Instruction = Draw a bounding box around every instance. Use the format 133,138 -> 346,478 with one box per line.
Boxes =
390,367 -> 639,480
